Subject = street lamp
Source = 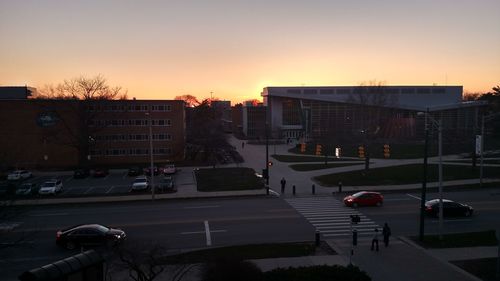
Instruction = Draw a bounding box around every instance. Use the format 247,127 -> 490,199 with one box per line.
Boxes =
145,112 -> 155,201
417,110 -> 443,240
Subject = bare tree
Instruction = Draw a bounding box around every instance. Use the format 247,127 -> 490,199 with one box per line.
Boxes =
105,241 -> 197,281
175,95 -> 200,107
32,75 -> 127,167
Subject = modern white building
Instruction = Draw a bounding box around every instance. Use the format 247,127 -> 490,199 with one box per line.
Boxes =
261,85 -> 486,142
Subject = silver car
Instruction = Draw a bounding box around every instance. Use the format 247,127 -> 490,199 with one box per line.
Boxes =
39,179 -> 63,195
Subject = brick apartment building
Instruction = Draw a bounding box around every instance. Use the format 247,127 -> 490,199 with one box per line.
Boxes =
0,96 -> 185,170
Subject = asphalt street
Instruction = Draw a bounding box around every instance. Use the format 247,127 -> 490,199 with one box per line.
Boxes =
0,197 -> 314,280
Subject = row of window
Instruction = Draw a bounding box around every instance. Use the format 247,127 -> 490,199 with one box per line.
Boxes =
90,148 -> 172,156
286,88 -> 448,95
86,104 -> 172,112
93,134 -> 172,142
88,119 -> 172,127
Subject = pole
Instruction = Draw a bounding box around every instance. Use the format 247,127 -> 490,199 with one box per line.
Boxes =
480,114 -> 484,188
419,109 -> 429,241
265,122 -> 269,185
438,119 -> 443,240
147,112 -> 155,201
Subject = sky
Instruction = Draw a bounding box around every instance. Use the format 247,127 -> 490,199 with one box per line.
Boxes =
1,0 -> 499,104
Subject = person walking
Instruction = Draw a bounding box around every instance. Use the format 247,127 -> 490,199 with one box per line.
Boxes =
280,177 -> 286,194
242,141 -> 245,149
371,228 -> 379,251
382,223 -> 391,247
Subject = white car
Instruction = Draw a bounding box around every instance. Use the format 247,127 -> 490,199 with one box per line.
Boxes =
131,176 -> 149,191
38,179 -> 63,195
162,164 -> 176,175
7,170 -> 32,181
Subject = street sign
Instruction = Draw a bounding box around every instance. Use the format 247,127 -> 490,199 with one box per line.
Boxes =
476,135 -> 482,155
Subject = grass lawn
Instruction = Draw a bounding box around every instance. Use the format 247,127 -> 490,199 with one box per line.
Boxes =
411,230 -> 498,248
163,242 -> 320,264
314,164 -> 500,186
290,163 -> 365,171
195,167 -> 264,191
451,258 -> 499,281
272,154 -> 358,163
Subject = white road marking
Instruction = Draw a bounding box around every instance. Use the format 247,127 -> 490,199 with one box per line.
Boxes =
31,213 -> 68,217
406,194 -> 421,200
106,186 -> 116,194
205,220 -> 211,246
183,205 -> 220,209
430,219 -> 473,223
181,230 -> 226,235
84,187 -> 95,194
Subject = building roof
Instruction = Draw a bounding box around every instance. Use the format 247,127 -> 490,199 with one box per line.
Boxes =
261,85 -> 484,111
0,86 -> 36,99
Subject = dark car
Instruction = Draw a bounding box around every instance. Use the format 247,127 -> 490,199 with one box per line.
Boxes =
128,166 -> 142,177
344,191 -> 384,207
16,182 -> 38,195
74,169 -> 90,179
93,168 -> 109,178
143,166 -> 159,176
157,176 -> 175,192
56,224 -> 126,250
425,199 -> 473,217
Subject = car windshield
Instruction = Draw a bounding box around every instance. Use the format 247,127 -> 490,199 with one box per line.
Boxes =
134,178 -> 147,183
94,225 -> 110,233
351,192 -> 366,198
42,182 -> 55,187
19,184 -> 31,189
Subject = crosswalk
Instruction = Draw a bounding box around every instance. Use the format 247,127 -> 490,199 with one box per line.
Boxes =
286,197 -> 380,238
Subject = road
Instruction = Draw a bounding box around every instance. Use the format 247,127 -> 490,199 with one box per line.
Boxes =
0,197 -> 314,280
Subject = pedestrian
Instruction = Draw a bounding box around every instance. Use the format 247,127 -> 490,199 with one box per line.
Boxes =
371,228 -> 379,251
280,177 -> 286,193
242,141 -> 245,149
382,223 -> 391,247
338,180 -> 342,193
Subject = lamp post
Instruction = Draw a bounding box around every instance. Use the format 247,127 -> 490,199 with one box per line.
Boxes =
265,122 -> 269,185
145,112 -> 155,201
417,110 -> 443,240
419,109 -> 429,241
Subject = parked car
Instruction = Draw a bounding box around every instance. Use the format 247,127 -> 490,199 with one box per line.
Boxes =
16,182 -> 38,195
425,199 -> 474,217
38,179 -> 63,195
127,166 -> 142,177
344,191 -> 384,207
143,166 -> 159,176
73,168 -> 90,179
7,170 -> 32,181
162,164 -> 177,175
131,176 -> 149,191
93,168 -> 109,178
56,224 -> 126,250
157,176 -> 174,192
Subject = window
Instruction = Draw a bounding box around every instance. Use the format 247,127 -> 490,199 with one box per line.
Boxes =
432,88 -> 446,94
287,89 -> 301,94
401,88 -> 415,94
304,89 -> 317,95
319,89 -> 334,95
417,88 -> 431,94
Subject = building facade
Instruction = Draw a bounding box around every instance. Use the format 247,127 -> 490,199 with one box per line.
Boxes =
262,86 -> 485,143
0,99 -> 185,170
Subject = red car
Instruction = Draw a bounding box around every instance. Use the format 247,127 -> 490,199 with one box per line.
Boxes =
344,191 -> 383,207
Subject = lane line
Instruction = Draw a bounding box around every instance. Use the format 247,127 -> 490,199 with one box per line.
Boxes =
406,194 -> 421,200
84,187 -> 95,194
205,220 -> 211,246
181,230 -> 226,235
106,186 -> 116,194
430,219 -> 473,223
31,213 -> 69,217
183,205 -> 220,209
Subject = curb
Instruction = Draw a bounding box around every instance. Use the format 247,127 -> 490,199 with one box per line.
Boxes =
399,236 -> 484,281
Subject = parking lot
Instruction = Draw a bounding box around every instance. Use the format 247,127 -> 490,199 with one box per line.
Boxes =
0,168 -> 191,199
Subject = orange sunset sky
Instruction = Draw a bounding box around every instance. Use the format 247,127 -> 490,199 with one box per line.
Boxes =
1,0 -> 499,104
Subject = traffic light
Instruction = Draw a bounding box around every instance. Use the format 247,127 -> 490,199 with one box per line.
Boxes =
315,144 -> 322,156
300,143 -> 306,153
358,146 -> 365,158
383,144 -> 390,158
